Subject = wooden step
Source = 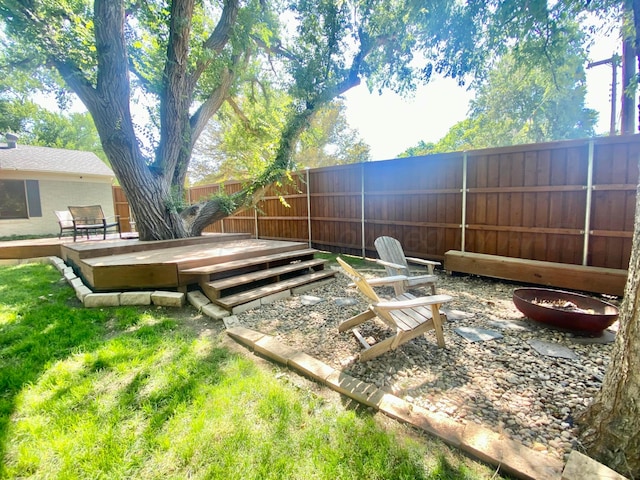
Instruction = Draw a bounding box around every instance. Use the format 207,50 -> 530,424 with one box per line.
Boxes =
205,258 -> 327,295
179,248 -> 318,277
214,270 -> 336,309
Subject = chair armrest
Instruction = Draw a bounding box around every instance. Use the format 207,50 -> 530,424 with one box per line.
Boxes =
405,257 -> 441,268
374,259 -> 406,272
405,257 -> 441,274
101,215 -> 120,225
374,294 -> 452,311
361,275 -> 408,286
347,275 -> 408,288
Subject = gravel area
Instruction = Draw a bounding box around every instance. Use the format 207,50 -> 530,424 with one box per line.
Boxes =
234,264 -> 619,462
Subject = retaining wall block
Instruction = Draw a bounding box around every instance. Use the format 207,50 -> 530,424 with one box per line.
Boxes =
187,290 -> 211,310
120,291 -> 152,306
151,291 -> 185,307
83,292 -> 121,308
75,285 -> 92,302
202,303 -> 231,319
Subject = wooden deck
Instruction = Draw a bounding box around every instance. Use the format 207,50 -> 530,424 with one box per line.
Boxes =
0,233 -> 335,311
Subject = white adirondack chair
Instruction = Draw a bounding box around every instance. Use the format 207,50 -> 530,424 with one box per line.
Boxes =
374,236 -> 440,295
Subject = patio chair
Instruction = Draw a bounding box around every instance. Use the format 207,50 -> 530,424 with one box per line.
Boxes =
374,236 -> 440,295
54,210 -> 75,238
68,205 -> 121,242
337,257 -> 452,362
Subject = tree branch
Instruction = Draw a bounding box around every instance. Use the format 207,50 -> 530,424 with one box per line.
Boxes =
155,0 -> 196,176
252,34 -> 300,63
225,96 -> 254,131
203,0 -> 240,52
190,0 -> 240,88
189,67 -> 235,147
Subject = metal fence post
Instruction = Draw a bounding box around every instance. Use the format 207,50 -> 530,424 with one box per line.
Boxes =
461,152 -> 468,253
361,163 -> 366,259
254,207 -> 259,239
306,168 -> 312,248
582,139 -> 595,266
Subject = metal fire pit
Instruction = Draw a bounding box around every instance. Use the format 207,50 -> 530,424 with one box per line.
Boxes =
512,288 -> 619,333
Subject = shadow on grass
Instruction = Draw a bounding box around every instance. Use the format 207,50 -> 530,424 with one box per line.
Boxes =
0,263 -> 233,477
0,265 -> 104,459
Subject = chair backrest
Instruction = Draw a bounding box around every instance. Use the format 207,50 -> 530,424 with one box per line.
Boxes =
54,210 -> 74,228
374,236 -> 410,275
337,257 -> 380,303
68,205 -> 105,224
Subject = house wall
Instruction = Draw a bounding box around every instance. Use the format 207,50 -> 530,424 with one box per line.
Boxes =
0,171 -> 114,237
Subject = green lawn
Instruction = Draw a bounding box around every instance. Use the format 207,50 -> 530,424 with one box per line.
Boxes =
0,262 -> 503,479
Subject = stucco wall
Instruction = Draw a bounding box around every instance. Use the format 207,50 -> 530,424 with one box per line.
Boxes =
0,171 -> 114,237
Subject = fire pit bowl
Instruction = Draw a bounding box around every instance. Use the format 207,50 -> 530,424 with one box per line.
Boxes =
512,288 -> 619,333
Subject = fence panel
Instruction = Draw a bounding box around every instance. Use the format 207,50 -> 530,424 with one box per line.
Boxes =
112,186 -> 134,232
256,173 -> 309,242
589,138 -> 640,268
308,164 -> 363,255
465,142 -> 589,265
363,153 -> 463,261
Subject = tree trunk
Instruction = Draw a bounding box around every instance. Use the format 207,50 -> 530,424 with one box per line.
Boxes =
577,179 -> 640,477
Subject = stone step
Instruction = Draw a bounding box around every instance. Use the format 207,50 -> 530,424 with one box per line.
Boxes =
204,258 -> 327,298
213,270 -> 336,310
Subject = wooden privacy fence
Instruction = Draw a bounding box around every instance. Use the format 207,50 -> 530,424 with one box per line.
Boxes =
113,134 -> 640,272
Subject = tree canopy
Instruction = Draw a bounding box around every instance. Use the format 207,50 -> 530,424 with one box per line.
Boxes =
400,21 -> 598,156
191,97 -> 369,185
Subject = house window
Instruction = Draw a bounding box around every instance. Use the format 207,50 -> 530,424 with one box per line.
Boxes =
0,180 -> 42,219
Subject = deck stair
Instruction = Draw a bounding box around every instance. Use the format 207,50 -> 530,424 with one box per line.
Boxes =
178,247 -> 335,312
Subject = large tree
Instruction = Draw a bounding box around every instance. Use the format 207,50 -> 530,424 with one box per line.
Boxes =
2,0 -> 640,475
0,0 -> 534,241
575,1 -> 640,476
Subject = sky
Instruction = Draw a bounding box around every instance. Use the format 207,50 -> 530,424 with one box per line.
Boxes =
342,29 -> 626,161
33,19 -> 624,162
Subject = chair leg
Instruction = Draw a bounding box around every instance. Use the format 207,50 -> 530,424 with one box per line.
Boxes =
338,310 -> 376,333
430,304 -> 445,348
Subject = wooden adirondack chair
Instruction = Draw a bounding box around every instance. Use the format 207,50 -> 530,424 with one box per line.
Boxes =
337,257 -> 452,362
374,236 -> 440,295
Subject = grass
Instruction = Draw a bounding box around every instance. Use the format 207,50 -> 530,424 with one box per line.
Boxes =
314,251 -> 374,268
0,262 -> 504,479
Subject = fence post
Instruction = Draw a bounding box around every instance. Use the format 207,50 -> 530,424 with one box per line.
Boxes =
582,139 -> 595,266
254,207 -> 259,239
361,163 -> 366,259
461,152 -> 468,253
306,168 -> 312,248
